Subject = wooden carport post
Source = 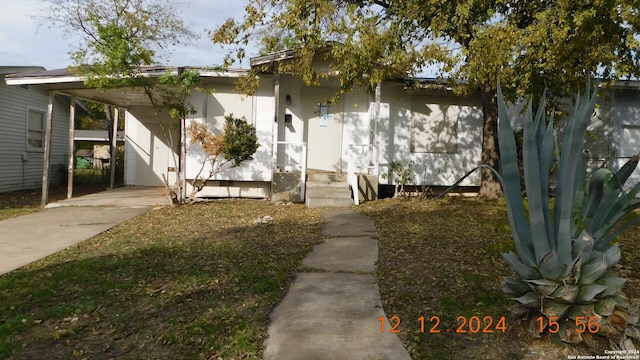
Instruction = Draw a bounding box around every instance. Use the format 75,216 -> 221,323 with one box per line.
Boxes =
66,97 -> 76,199
41,92 -> 55,207
110,107 -> 119,189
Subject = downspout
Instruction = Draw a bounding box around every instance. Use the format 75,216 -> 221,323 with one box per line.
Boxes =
67,97 -> 76,198
41,91 -> 55,207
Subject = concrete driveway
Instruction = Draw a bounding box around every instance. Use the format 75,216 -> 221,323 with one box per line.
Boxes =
0,187 -> 167,275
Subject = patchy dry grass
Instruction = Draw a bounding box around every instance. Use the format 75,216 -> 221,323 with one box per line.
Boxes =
0,200 -> 323,359
3,187 -> 638,359
359,196 -> 640,360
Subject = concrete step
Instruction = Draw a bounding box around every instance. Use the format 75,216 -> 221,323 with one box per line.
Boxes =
306,186 -> 352,199
306,197 -> 354,208
305,173 -> 352,208
306,180 -> 350,188
305,185 -> 353,208
307,172 -> 348,183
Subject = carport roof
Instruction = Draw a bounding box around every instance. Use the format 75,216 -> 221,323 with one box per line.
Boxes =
5,66 -> 249,108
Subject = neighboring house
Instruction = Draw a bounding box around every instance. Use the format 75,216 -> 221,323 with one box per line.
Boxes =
0,66 -> 72,193
74,130 -> 125,169
5,60 -> 640,203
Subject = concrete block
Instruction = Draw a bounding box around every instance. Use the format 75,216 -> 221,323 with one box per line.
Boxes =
357,174 -> 378,203
271,172 -> 303,203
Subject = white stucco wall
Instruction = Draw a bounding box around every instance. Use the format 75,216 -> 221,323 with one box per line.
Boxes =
185,80 -> 274,183
124,106 -> 179,186
377,83 -> 484,186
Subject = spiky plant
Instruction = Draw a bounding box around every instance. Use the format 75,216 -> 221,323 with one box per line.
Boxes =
497,82 -> 640,343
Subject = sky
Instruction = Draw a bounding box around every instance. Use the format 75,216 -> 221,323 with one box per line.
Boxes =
0,0 -> 255,70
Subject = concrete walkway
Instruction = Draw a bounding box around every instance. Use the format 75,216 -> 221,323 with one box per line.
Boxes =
0,187 -> 165,275
263,209 -> 411,360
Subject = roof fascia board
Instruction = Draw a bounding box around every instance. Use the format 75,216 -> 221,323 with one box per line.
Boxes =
6,69 -> 248,86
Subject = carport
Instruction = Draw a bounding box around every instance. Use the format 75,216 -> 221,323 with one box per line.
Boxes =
6,68 -> 165,206
5,67 -> 151,206
6,66 -> 247,206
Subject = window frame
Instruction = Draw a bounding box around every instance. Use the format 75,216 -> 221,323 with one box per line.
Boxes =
26,106 -> 47,152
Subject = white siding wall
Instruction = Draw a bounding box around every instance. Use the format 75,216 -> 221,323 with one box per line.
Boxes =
0,77 -> 70,193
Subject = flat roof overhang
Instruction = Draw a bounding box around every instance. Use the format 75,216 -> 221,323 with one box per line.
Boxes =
5,66 -> 249,108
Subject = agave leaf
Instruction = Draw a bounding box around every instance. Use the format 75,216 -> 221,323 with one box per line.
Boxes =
503,252 -> 540,279
590,171 -> 624,231
603,244 -> 621,268
527,279 -> 560,295
502,276 -> 530,296
542,299 -> 572,318
592,193 -> 631,243
575,283 -> 608,303
574,152 -> 589,239
555,84 -> 599,265
595,298 -> 619,317
596,274 -> 626,297
538,251 -> 564,281
566,304 -> 596,320
539,116 -> 556,249
534,89 -> 547,144
559,320 -> 584,343
498,85 -> 536,266
527,315 -> 544,338
523,101 -> 551,261
615,155 -> 639,185
572,231 -> 594,259
583,168 -> 611,226
562,255 -> 582,285
509,303 -> 532,316
612,294 -> 629,307
551,284 -> 579,303
601,211 -> 640,245
579,256 -> 608,285
515,291 -> 540,306
596,199 -> 640,247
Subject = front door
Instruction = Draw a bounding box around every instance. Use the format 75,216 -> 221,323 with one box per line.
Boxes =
303,88 -> 344,172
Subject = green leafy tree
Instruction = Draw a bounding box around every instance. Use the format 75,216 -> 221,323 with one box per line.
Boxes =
41,0 -> 199,203
212,0 -> 640,199
77,101 -> 109,130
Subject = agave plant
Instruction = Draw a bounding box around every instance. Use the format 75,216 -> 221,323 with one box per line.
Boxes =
497,82 -> 640,343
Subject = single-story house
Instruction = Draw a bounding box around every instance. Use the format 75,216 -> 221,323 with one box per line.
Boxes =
4,56 -> 640,204
0,66 -> 74,193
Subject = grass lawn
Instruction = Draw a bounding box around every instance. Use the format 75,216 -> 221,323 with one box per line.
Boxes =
359,196 -> 640,359
2,188 -> 638,359
0,199 -> 323,359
